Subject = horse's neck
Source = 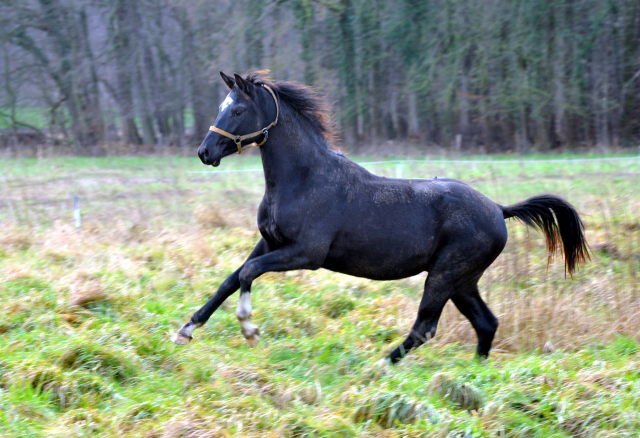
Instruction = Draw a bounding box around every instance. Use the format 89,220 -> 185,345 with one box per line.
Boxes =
259,114 -> 336,191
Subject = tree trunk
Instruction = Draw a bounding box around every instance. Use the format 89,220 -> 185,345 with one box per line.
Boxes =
175,7 -> 210,141
407,92 -> 420,140
110,0 -> 142,145
336,0 -> 359,145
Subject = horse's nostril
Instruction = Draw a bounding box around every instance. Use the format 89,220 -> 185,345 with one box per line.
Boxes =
203,148 -> 209,159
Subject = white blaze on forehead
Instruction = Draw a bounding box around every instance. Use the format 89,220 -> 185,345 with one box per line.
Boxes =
220,94 -> 234,113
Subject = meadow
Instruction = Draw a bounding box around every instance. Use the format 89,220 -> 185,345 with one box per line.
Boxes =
1,152 -> 640,437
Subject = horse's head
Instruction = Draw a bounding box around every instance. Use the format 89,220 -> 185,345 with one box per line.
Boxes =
198,72 -> 278,166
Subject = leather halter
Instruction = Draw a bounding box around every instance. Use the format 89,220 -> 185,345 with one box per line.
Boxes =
209,85 -> 279,155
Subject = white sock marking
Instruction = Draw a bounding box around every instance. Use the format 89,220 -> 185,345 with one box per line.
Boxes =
237,292 -> 252,320
181,323 -> 195,338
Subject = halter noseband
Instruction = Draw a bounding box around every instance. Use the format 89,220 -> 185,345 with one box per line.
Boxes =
209,84 -> 279,155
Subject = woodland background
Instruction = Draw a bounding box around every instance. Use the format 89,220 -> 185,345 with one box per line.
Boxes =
1,0 -> 640,153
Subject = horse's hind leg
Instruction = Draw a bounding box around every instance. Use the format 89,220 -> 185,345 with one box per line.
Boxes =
387,273 -> 452,364
451,281 -> 498,358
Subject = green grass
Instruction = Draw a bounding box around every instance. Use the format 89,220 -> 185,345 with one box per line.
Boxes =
1,153 -> 639,436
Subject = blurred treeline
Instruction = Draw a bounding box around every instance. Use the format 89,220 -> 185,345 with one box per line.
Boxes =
1,0 -> 639,152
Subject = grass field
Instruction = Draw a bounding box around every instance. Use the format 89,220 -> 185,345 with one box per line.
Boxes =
1,152 -> 640,437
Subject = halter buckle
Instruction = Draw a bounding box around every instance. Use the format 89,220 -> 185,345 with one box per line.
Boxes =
262,128 -> 269,140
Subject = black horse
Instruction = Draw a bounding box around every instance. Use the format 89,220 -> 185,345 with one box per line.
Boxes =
173,72 -> 589,364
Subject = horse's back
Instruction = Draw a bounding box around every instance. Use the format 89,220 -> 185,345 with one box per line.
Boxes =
320,169 -> 507,279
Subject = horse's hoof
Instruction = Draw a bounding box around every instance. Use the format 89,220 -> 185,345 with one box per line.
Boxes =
246,333 -> 260,347
172,332 -> 193,345
373,358 -> 392,376
241,323 -> 260,347
172,321 -> 200,345
240,320 -> 260,347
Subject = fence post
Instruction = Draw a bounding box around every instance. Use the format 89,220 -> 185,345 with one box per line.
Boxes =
74,194 -> 81,229
395,162 -> 402,178
455,134 -> 462,155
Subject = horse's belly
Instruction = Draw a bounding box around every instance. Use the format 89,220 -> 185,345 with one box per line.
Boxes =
322,235 -> 433,280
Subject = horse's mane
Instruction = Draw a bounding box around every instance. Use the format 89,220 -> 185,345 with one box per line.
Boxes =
244,71 -> 338,149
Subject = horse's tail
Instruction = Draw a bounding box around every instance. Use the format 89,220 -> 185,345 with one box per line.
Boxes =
500,194 -> 590,277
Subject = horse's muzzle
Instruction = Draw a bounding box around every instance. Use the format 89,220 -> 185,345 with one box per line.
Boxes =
198,145 -> 220,167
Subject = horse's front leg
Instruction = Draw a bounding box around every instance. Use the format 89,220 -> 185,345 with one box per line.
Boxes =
172,238 -> 270,345
235,244 -> 323,346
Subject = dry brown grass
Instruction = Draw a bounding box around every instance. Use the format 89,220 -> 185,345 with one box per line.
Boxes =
159,419 -> 227,438
0,229 -> 32,250
193,205 -> 228,229
187,237 -> 219,267
68,282 -> 109,308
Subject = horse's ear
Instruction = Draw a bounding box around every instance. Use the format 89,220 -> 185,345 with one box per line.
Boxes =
234,73 -> 253,96
220,71 -> 235,90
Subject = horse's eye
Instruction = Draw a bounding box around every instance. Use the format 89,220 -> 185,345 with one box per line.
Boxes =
234,109 -> 243,116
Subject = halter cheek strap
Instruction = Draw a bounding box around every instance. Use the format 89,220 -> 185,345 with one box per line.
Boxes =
209,84 -> 280,155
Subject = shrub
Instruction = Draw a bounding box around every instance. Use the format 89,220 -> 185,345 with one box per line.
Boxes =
321,293 -> 355,318
353,390 -> 436,428
193,205 -> 228,229
429,372 -> 485,411
56,344 -> 137,382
